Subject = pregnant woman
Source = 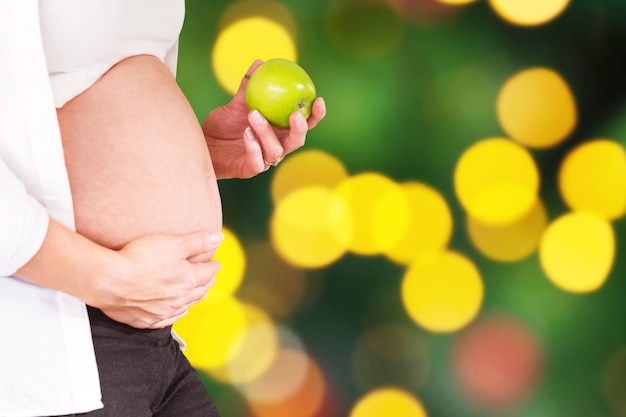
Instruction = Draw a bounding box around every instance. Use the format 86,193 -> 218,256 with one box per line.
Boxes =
1,1 -> 325,416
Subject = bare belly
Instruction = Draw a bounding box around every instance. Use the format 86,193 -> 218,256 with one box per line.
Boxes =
58,55 -> 222,252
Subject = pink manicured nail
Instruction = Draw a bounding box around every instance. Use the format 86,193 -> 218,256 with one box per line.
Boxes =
209,232 -> 224,243
250,110 -> 264,126
318,97 -> 326,114
244,127 -> 255,142
294,111 -> 305,127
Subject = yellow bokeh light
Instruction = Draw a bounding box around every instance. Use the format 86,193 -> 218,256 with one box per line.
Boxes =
350,387 -> 428,417
402,250 -> 484,333
206,303 -> 279,385
559,139 -> 626,221
212,17 -> 296,95
227,305 -> 279,385
209,227 -> 246,300
539,211 -> 615,293
173,295 -> 248,371
489,0 -> 570,26
454,138 -> 540,225
384,182 -> 453,265
467,199 -> 548,262
270,186 -> 354,268
271,149 -> 349,204
497,67 -> 577,148
334,172 -> 411,256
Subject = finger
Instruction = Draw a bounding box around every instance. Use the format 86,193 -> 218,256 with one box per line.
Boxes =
156,277 -> 217,329
248,109 -> 284,164
179,230 -> 224,259
188,260 -> 222,292
306,97 -> 327,130
178,277 -> 218,312
244,127 -> 270,174
235,59 -> 264,97
279,111 -> 309,155
150,310 -> 189,329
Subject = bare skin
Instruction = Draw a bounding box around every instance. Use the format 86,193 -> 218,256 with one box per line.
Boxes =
21,55 -> 326,328
57,55 -> 222,252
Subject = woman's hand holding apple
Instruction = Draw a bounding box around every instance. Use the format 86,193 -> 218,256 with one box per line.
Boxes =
201,59 -> 326,180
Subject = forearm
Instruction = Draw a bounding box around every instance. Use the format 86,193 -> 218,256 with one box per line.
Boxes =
13,217 -> 122,307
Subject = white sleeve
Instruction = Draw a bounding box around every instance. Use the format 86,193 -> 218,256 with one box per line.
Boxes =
164,39 -> 179,77
0,158 -> 49,277
0,2 -> 50,277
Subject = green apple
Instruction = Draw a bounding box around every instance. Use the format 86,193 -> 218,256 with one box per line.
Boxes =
245,58 -> 317,128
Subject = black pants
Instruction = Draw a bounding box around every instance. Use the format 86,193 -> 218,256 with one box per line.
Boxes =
56,307 -> 221,417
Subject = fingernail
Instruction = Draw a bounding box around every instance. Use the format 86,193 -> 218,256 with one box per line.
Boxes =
210,231 -> 224,243
294,111 -> 305,127
318,97 -> 326,114
244,127 -> 255,142
250,110 -> 264,126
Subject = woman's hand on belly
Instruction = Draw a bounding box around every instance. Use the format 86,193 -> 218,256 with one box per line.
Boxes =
201,59 -> 326,180
98,230 -> 225,329
15,219 -> 224,330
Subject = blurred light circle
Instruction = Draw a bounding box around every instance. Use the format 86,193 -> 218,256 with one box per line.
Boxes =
489,0 -> 570,26
246,351 -> 326,417
454,138 -> 540,225
242,348 -> 312,405
539,211 -> 615,293
452,315 -> 544,410
271,149 -> 349,205
238,242 -> 307,319
205,302 -> 278,385
602,347 -> 626,417
334,172 -> 411,256
209,227 -> 246,300
225,304 -> 279,385
218,0 -> 297,39
349,387 -> 428,417
350,323 -> 430,392
326,0 -> 406,60
173,295 -> 247,371
497,67 -> 577,148
212,17 -> 296,95
402,250 -> 484,333
467,199 -> 548,262
270,186 -> 353,268
558,139 -> 626,221
384,182 -> 453,265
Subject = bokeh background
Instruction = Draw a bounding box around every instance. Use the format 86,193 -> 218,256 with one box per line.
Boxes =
171,0 -> 626,416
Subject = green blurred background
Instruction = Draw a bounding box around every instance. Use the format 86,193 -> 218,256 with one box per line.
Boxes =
172,0 -> 626,416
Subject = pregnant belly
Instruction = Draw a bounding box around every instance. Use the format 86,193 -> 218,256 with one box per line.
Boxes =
57,55 -> 222,251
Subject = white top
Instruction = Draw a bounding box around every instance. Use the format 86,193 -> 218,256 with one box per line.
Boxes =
0,1 -> 183,415
39,0 -> 183,107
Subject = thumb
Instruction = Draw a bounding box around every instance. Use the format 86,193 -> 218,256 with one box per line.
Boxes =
179,230 -> 224,259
